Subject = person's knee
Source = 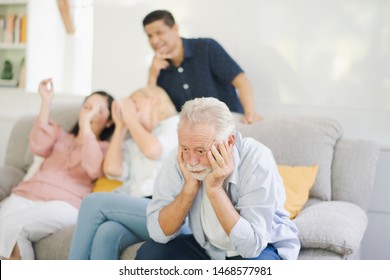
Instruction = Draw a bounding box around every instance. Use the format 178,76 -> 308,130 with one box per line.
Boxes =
80,192 -> 105,210
135,239 -> 168,260
94,221 -> 123,244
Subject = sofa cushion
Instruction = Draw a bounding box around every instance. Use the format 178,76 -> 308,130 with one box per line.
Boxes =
22,155 -> 44,181
92,177 -> 122,192
237,116 -> 342,201
294,201 -> 367,256
34,225 -> 75,260
0,166 -> 25,201
278,165 -> 318,219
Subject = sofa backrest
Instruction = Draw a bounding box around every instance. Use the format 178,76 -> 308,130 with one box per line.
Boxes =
6,107 -> 378,211
5,104 -> 80,173
236,116 -> 342,201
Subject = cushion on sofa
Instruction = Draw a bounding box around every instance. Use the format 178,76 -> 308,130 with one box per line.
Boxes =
0,166 -> 25,201
237,117 -> 342,201
22,155 -> 44,181
92,177 -> 122,192
278,165 -> 318,219
293,201 -> 368,256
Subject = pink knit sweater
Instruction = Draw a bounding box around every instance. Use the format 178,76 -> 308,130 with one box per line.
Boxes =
12,120 -> 109,209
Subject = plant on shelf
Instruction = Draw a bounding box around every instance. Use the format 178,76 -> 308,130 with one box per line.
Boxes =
1,60 -> 14,80
0,60 -> 18,87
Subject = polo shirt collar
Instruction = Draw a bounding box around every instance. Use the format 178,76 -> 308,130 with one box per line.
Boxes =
181,37 -> 193,59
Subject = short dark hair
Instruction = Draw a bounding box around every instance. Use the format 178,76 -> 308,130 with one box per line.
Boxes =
143,10 -> 175,28
70,91 -> 115,141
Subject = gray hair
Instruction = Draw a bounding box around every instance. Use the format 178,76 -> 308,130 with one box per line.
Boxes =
178,97 -> 235,142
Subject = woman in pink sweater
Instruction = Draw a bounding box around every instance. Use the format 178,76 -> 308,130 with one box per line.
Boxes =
0,78 -> 115,260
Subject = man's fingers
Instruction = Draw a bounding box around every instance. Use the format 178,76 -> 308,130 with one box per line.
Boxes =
155,52 -> 173,60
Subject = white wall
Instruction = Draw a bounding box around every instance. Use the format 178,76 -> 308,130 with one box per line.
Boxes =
92,0 -> 390,109
25,0 -> 66,91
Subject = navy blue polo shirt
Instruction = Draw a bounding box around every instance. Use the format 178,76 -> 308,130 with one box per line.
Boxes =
157,38 -> 244,113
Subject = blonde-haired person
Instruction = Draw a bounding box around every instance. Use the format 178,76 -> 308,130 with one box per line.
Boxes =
69,85 -> 179,259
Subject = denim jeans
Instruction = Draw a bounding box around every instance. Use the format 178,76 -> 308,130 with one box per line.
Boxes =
136,234 -> 281,260
68,192 -> 150,259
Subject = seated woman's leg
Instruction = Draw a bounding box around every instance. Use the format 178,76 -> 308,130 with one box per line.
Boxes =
135,234 -> 210,260
89,220 -> 141,259
1,197 -> 77,260
69,193 -> 150,259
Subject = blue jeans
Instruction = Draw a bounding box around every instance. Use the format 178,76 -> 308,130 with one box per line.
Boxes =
68,192 -> 150,259
136,234 -> 281,260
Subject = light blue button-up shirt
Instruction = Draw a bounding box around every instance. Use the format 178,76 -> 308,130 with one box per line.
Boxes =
147,131 -> 300,260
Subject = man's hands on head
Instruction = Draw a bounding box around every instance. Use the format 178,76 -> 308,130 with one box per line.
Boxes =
205,141 -> 234,190
177,146 -> 201,197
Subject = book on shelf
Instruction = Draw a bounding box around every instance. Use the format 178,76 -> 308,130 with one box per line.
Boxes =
0,17 -> 4,43
0,13 -> 27,44
20,15 -> 27,43
4,13 -> 15,44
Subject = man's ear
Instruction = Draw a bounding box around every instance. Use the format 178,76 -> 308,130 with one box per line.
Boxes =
228,133 -> 235,148
173,23 -> 179,34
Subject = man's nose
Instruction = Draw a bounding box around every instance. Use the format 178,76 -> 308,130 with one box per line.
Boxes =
187,152 -> 199,166
150,36 -> 159,47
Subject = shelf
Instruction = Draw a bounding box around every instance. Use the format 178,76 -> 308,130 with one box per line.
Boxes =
0,1 -> 27,90
0,87 -> 26,94
0,1 -> 27,5
0,43 -> 26,50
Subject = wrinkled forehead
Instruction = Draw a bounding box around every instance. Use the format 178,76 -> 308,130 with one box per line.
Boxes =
178,121 -> 217,147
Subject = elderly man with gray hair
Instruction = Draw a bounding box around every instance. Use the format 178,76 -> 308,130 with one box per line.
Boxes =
136,97 -> 300,260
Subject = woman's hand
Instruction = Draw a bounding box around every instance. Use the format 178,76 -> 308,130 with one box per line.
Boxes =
38,78 -> 54,105
120,97 -> 138,125
111,100 -> 125,128
37,78 -> 54,124
79,101 -> 99,132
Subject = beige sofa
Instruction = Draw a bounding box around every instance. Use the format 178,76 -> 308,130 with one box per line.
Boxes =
0,104 -> 379,260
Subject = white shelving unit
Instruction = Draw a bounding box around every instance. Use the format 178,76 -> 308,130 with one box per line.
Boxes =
0,0 -> 28,91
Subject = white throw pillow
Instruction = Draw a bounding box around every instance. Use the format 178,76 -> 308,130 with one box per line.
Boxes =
23,155 -> 44,181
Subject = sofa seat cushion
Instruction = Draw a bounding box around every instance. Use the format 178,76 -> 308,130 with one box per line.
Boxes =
34,225 -> 75,260
237,117 -> 342,201
294,201 -> 367,256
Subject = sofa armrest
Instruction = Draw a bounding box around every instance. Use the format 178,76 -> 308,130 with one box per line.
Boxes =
332,138 -> 379,211
0,166 -> 25,201
293,201 -> 367,256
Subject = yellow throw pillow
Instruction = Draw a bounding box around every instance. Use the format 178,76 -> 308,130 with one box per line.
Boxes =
277,165 -> 319,219
92,177 -> 122,192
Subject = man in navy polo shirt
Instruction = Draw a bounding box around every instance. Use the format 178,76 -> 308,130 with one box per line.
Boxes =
142,10 -> 262,124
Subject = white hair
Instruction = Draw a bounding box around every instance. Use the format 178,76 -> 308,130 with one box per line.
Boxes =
178,97 -> 235,142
